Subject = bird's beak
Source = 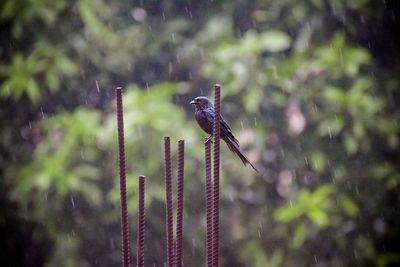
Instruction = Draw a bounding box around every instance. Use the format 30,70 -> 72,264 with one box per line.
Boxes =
190,100 -> 197,105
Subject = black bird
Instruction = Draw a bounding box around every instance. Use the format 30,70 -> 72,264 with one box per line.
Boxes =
190,96 -> 258,172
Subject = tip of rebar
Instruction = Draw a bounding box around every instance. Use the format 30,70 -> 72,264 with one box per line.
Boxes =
178,139 -> 184,144
139,175 -> 146,179
115,86 -> 123,91
164,136 -> 170,141
214,84 -> 221,88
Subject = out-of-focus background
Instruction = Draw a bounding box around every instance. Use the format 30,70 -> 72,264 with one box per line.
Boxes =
1,0 -> 399,266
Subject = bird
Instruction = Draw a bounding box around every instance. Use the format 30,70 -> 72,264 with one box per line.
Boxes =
190,96 -> 259,172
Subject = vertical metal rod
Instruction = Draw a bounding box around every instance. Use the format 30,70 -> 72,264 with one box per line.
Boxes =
175,140 -> 185,267
164,137 -> 174,267
212,84 -> 221,267
205,139 -> 213,267
115,87 -> 131,267
136,175 -> 146,267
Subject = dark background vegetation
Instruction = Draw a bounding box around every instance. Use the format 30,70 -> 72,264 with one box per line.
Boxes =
1,0 -> 399,266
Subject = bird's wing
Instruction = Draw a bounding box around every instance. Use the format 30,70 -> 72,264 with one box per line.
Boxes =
205,107 -> 239,146
220,115 -> 240,146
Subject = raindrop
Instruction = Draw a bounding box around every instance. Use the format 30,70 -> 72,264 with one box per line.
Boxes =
70,195 -> 76,208
254,117 -> 257,126
339,48 -> 344,66
162,12 -> 166,21
228,192 -> 234,202
240,121 -> 244,131
137,126 -> 143,139
176,54 -> 181,64
200,48 -> 205,61
189,71 -> 193,80
44,191 -> 48,200
29,121 -> 32,128
330,3 -> 337,15
289,200 -> 293,208
271,65 -> 279,79
304,156 -> 308,165
191,238 -> 196,254
110,238 -> 115,249
95,80 -> 100,93
171,33 -> 175,42
169,62 -> 173,75
80,150 -> 85,159
40,107 -> 45,119
258,229 -> 261,238
314,255 -> 318,263
328,126 -> 332,139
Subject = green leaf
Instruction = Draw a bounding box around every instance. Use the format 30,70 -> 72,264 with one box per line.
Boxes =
293,223 -> 307,248
259,31 -> 291,52
78,0 -> 102,35
324,86 -> 347,105
311,184 -> 334,206
308,209 -> 329,227
311,152 -> 326,173
274,203 -> 302,222
345,133 -> 358,155
244,87 -> 262,113
26,78 -> 40,103
340,196 -> 359,217
0,0 -> 18,20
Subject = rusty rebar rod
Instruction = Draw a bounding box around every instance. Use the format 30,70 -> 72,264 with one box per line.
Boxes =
136,175 -> 146,267
115,87 -> 131,267
212,84 -> 221,267
205,139 -> 213,267
163,137 -> 174,267
175,140 -> 185,267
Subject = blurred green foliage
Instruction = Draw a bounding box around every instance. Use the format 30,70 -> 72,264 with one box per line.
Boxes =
1,0 -> 399,266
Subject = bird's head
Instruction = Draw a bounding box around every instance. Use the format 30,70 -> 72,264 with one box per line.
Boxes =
190,96 -> 212,110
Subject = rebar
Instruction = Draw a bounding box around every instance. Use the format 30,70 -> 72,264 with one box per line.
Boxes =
175,140 -> 185,267
136,175 -> 146,267
115,87 -> 131,267
163,137 -> 174,267
212,84 -> 221,267
205,139 -> 213,267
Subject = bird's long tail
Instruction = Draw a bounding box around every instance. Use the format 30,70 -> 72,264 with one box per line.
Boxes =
222,136 -> 259,173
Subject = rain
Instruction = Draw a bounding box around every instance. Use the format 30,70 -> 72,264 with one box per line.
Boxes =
1,1 -> 399,267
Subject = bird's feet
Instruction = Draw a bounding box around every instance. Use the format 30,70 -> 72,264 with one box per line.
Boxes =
204,135 -> 213,144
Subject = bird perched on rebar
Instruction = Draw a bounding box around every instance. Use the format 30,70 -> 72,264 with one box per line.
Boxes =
190,96 -> 258,172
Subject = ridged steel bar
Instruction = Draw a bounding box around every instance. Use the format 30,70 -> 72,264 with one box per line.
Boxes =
175,140 -> 185,267
115,87 -> 131,267
205,139 -> 213,267
136,175 -> 146,267
163,137 -> 174,267
212,84 -> 221,267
